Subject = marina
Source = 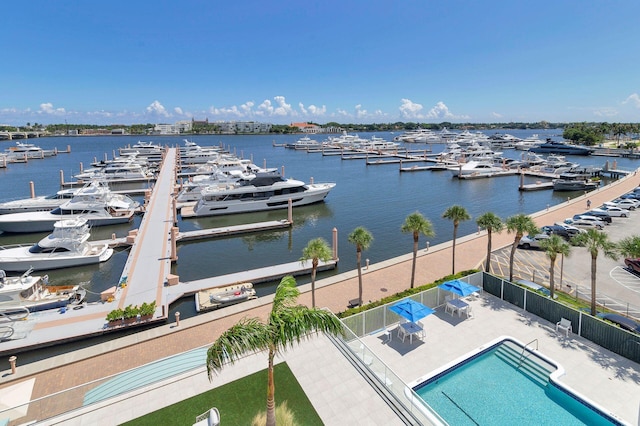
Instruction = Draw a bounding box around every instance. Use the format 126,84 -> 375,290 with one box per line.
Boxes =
0,129 -> 638,353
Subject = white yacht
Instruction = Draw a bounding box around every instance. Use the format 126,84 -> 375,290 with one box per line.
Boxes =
0,218 -> 113,271
0,269 -> 86,312
0,181 -> 139,233
0,188 -> 79,215
359,136 -> 400,151
287,136 -> 322,150
514,134 -> 545,151
75,161 -> 155,181
448,160 -> 506,178
176,171 -> 253,204
5,141 -> 56,158
189,171 -> 335,217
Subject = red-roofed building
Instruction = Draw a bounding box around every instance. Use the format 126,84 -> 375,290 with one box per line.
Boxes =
291,122 -> 321,133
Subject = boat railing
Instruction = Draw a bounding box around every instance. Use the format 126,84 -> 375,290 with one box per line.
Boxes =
0,305 -> 30,322
0,243 -> 33,251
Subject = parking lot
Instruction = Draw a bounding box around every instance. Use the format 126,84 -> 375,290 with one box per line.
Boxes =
490,198 -> 640,320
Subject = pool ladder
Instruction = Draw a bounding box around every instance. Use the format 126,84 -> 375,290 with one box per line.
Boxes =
517,338 -> 538,369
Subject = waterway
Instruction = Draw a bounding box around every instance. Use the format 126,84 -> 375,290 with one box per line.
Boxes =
0,130 -> 637,321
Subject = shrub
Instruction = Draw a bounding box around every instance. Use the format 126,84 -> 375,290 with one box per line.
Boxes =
251,401 -> 296,426
106,308 -> 124,322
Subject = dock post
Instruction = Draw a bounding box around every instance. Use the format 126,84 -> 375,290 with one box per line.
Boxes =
281,165 -> 285,177
263,159 -> 267,169
332,227 -> 338,260
170,227 -> 178,261
9,355 -> 17,375
29,181 -> 35,198
66,144 -> 71,153
59,170 -> 64,186
172,197 -> 178,226
288,199 -> 293,224
79,162 -> 83,173
175,311 -> 180,327
519,172 -> 524,190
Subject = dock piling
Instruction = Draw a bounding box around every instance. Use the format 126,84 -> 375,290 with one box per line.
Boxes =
30,181 -> 35,199
9,355 -> 17,374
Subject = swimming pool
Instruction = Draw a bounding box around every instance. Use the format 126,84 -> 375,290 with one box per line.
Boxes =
409,337 -> 625,425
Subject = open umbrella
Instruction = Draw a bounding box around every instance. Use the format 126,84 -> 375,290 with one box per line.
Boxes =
389,299 -> 435,322
438,279 -> 481,297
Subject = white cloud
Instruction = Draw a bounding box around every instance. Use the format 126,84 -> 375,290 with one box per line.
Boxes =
425,101 -> 454,119
272,96 -> 294,116
298,103 -> 307,115
38,103 -> 66,115
623,93 -> 640,108
174,107 -> 184,115
492,112 -> 503,118
355,104 -> 367,118
593,108 -> 618,117
307,104 -> 326,115
399,98 -> 424,119
145,100 -> 170,117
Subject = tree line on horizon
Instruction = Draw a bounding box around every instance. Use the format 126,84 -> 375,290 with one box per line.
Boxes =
2,121 -> 639,145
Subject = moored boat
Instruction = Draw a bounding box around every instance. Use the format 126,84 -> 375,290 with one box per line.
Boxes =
0,218 -> 113,271
0,268 -> 86,312
529,139 -> 594,156
195,282 -> 257,312
187,171 -> 335,217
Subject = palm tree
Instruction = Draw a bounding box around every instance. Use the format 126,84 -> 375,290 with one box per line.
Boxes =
442,205 -> 471,275
617,235 -> 640,258
206,275 -> 344,426
401,211 -> 435,288
347,227 -> 373,306
505,214 -> 538,282
539,234 -> 571,300
573,229 -> 618,316
476,212 -> 504,273
300,237 -> 332,308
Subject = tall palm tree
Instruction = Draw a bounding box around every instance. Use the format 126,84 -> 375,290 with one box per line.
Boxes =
348,227 -> 373,306
442,205 -> 471,275
476,212 -> 504,273
206,275 -> 344,426
573,229 -> 618,316
401,211 -> 435,288
505,214 -> 538,282
539,234 -> 571,300
300,237 -> 332,307
617,235 -> 640,258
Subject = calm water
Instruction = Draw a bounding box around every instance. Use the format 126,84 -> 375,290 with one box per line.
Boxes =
1,130 -> 637,315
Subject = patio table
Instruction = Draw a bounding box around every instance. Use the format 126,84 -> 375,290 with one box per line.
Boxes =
446,298 -> 470,318
400,321 -> 424,344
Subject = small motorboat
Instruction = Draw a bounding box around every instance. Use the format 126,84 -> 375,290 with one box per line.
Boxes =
0,268 -> 86,312
195,282 -> 257,312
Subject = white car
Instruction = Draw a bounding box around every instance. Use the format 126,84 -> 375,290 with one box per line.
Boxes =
575,214 -> 609,226
518,233 -> 550,249
591,205 -> 629,218
605,199 -> 639,210
563,217 -> 605,230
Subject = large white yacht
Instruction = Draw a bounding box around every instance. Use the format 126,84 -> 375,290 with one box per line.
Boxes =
448,160 -> 506,178
0,218 -> 113,271
0,188 -> 79,215
188,171 -> 335,217
0,181 -> 139,233
0,269 -> 86,312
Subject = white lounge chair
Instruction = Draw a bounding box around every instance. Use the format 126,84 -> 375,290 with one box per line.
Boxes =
556,318 -> 572,337
193,407 -> 220,426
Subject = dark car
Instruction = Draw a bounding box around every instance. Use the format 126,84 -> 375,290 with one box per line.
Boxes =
624,258 -> 640,274
540,225 -> 571,240
574,212 -> 612,224
597,313 -> 640,334
620,192 -> 640,200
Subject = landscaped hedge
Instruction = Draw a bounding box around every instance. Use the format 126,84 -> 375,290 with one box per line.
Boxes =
337,269 -> 478,318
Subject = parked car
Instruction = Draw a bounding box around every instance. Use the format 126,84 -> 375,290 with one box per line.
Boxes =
540,225 -> 572,240
552,222 -> 586,237
604,199 -> 638,210
591,205 -> 629,218
518,233 -> 550,249
620,192 -> 640,200
624,257 -> 640,274
563,217 -> 605,230
575,212 -> 612,224
596,313 -> 640,334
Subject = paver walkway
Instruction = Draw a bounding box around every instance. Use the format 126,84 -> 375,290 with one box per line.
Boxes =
1,168 -> 639,423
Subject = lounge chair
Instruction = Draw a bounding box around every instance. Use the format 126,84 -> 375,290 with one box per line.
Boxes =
193,407 -> 220,426
556,318 -> 572,337
397,324 -> 408,342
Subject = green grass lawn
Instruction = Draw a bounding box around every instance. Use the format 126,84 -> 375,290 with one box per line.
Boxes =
122,362 -> 323,426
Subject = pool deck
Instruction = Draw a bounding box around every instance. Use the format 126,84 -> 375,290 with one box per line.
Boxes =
41,291 -> 639,425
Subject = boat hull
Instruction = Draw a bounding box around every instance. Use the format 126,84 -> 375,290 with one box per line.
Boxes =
0,212 -> 133,233
0,245 -> 113,271
195,282 -> 257,312
191,183 -> 334,217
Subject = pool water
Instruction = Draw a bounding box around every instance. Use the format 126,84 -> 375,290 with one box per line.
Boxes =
414,340 -> 621,425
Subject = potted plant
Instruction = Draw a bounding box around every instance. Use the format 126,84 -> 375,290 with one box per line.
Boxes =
139,301 -> 156,320
106,308 -> 124,325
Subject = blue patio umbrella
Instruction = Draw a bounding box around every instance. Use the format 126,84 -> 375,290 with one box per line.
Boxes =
389,299 -> 435,323
438,279 -> 481,297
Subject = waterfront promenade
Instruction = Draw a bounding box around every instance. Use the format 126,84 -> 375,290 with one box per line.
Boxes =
1,169 -> 639,423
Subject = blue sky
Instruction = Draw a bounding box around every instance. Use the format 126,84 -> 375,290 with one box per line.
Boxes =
2,1 -> 639,126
